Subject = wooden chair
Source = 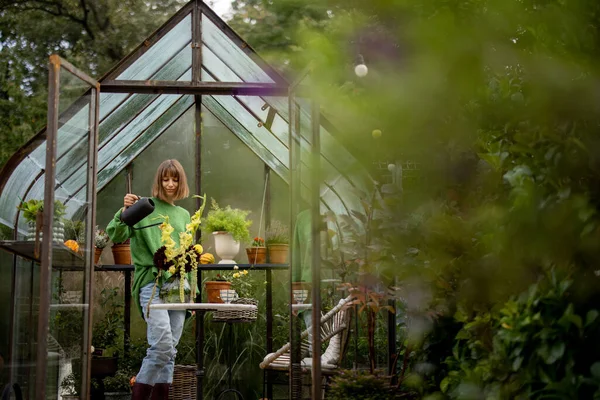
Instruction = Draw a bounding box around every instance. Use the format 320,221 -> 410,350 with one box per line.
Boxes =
260,295 -> 354,374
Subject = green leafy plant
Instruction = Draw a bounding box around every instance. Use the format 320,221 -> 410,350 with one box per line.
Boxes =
203,198 -> 251,242
265,220 -> 289,245
440,271 -> 600,399
60,371 -> 80,396
102,369 -> 133,393
17,198 -> 66,222
64,219 -> 85,242
215,267 -> 254,299
328,369 -> 395,400
92,287 -> 123,354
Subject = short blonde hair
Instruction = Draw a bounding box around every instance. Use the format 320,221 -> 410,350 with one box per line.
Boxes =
152,159 -> 189,202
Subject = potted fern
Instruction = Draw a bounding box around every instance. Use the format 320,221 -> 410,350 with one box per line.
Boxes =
203,199 -> 251,264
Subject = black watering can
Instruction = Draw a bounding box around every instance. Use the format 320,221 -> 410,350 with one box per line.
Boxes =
120,197 -> 161,230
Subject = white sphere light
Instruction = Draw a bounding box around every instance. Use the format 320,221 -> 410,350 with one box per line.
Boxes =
355,63 -> 368,77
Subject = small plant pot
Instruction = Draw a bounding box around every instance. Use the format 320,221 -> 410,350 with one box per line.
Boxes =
246,247 -> 267,264
205,280 -> 232,303
112,243 -> 131,265
94,247 -> 103,264
268,244 -> 289,264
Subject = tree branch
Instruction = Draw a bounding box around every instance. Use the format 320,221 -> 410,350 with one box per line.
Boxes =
2,0 -> 96,40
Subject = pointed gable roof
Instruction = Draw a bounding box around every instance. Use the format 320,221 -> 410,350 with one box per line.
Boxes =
0,0 -> 373,232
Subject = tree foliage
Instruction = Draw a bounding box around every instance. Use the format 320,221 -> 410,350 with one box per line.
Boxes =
0,0 -> 187,168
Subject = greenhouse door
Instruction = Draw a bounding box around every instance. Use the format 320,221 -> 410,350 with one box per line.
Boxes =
33,55 -> 100,400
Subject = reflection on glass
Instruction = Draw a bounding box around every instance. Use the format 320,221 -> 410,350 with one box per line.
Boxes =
220,289 -> 238,304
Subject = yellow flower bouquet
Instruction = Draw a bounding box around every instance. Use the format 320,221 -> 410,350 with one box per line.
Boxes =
147,194 -> 212,315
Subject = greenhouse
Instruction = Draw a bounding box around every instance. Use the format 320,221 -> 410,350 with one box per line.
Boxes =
0,1 -> 387,399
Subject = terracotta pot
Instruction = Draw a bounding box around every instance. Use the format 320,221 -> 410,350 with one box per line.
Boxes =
246,247 -> 267,264
94,247 -> 103,264
112,243 -> 131,265
205,280 -> 232,303
268,244 -> 289,264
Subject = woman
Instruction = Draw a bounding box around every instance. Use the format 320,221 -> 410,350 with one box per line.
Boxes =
107,159 -> 190,400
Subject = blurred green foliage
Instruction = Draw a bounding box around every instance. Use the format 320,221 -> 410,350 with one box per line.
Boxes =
5,0 -> 600,397
291,0 -> 600,397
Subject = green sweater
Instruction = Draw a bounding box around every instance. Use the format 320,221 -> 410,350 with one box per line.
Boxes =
107,197 -> 191,318
292,209 -> 312,283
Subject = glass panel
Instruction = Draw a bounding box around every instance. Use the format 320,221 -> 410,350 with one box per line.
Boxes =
116,14 -> 192,80
56,47 -> 194,197
129,106 -> 196,212
200,105 -> 271,248
202,15 -> 274,83
10,258 -> 39,398
47,63 -> 95,400
203,95 -> 287,178
6,60 -> 97,400
199,105 -> 280,398
101,94 -> 195,182
0,156 -> 43,230
99,41 -> 192,134
67,94 -> 195,203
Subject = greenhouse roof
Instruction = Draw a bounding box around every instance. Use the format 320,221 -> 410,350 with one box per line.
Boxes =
0,0 -> 373,233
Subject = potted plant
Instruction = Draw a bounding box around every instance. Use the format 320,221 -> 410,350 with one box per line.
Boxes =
111,238 -> 131,265
60,371 -> 81,400
210,267 -> 259,322
102,368 -> 133,399
17,198 -> 66,242
94,226 -> 109,264
266,220 -> 289,264
92,288 -> 123,358
204,273 -> 232,303
246,236 -> 266,264
203,199 -> 251,264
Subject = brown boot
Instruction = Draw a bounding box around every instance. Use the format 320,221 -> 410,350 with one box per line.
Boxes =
150,383 -> 170,400
131,382 -> 153,400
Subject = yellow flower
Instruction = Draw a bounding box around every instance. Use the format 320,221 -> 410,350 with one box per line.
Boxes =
168,266 -> 176,274
179,231 -> 193,249
165,247 -> 178,260
186,218 -> 201,235
233,272 -> 240,278
194,244 -> 203,254
233,265 -> 239,270
243,270 -> 248,275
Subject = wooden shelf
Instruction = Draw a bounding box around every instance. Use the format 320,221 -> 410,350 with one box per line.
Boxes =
0,240 -> 83,268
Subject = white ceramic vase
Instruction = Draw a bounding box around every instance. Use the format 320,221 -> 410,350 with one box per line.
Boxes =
213,231 -> 240,264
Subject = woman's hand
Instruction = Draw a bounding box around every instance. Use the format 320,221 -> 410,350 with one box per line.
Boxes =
123,193 -> 140,210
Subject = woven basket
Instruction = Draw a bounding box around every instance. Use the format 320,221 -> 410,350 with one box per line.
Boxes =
212,298 -> 258,322
169,364 -> 197,400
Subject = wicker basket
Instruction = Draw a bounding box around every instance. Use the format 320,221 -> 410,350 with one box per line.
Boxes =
169,364 -> 197,400
212,298 -> 258,322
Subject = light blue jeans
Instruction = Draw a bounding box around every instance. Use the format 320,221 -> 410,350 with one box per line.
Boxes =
136,283 -> 186,385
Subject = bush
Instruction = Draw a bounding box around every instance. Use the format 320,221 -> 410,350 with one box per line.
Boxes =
328,369 -> 395,400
